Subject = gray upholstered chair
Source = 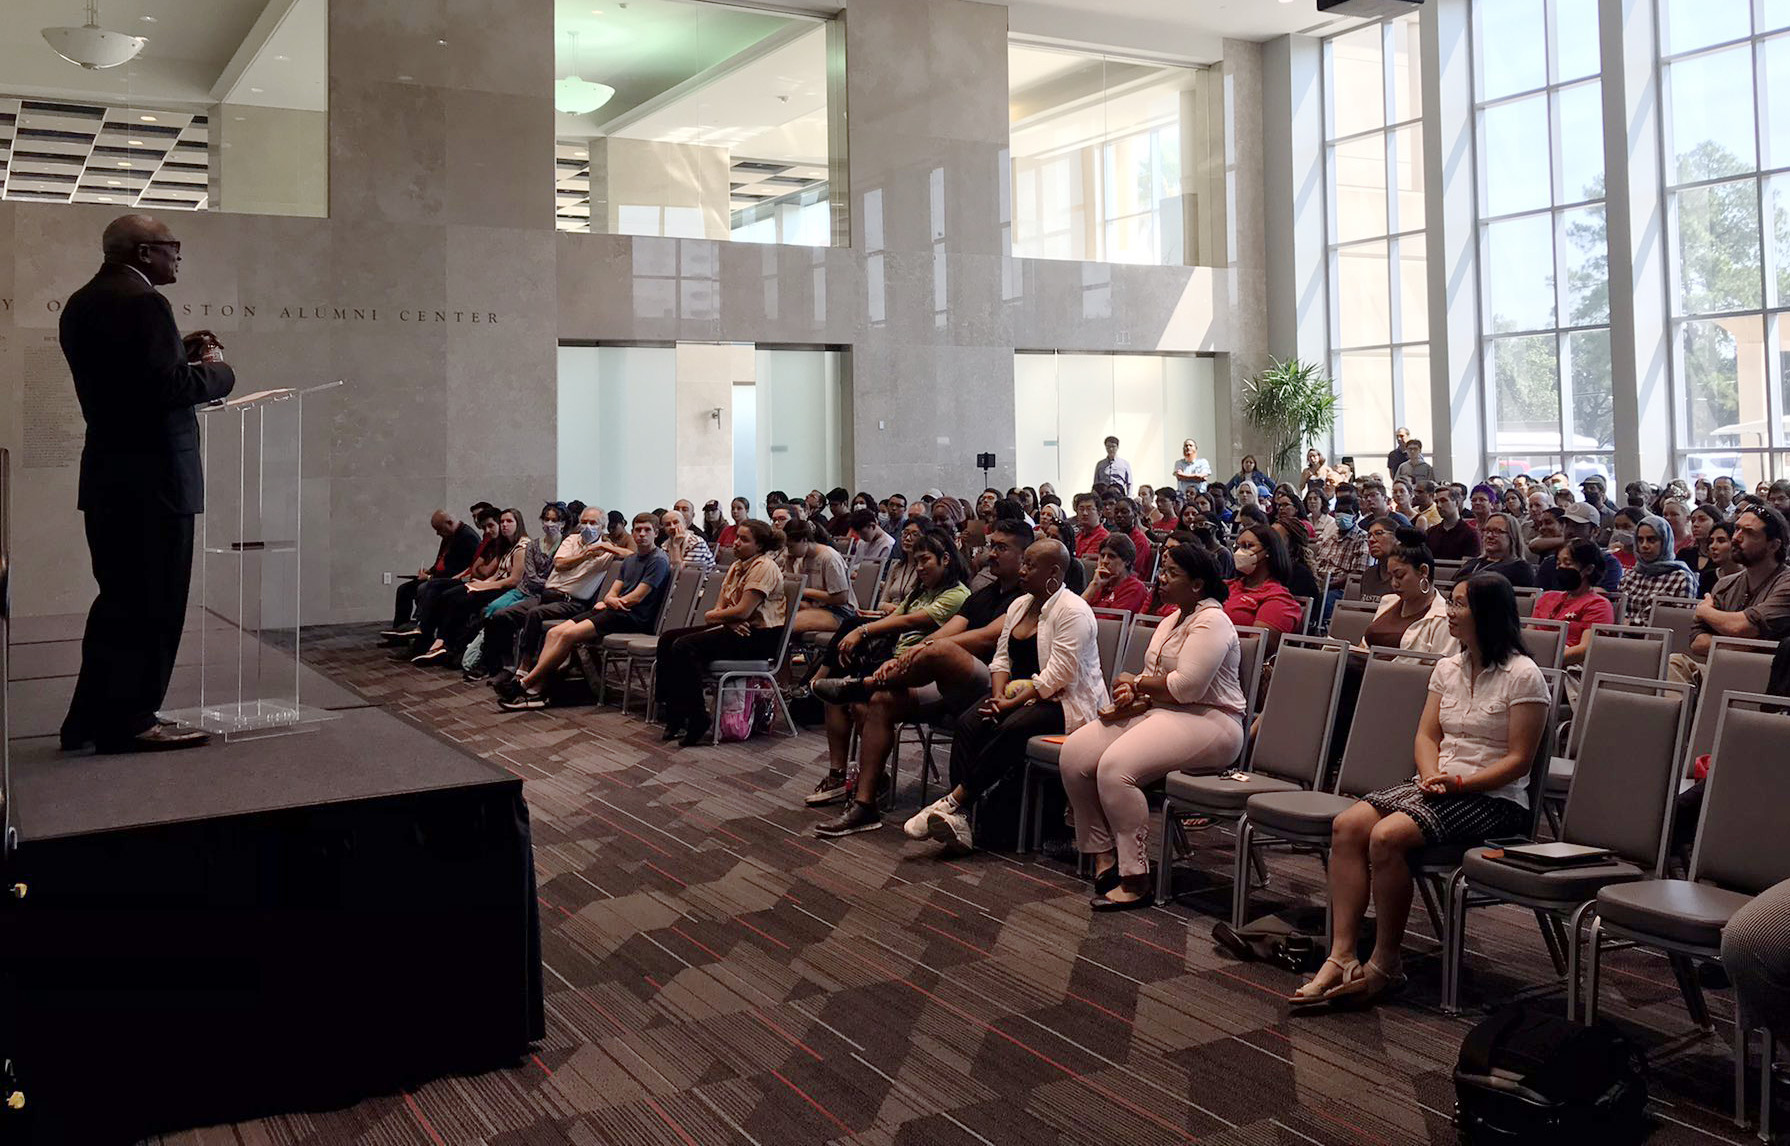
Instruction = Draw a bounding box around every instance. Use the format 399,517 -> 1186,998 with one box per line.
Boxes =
848,558 -> 887,613
625,568 -> 728,722
1154,635 -> 1350,904
1512,585 -> 1542,618
592,563 -> 704,710
1325,598 -> 1380,647
1118,613 -> 1164,678
1291,595 -> 1315,636
1682,637 -> 1779,775
1545,625 -> 1671,820
1586,692 -> 1790,1130
1444,675 -> 1691,1017
1646,596 -> 1704,656
1232,648 -> 1442,933
1518,616 -> 1568,670
702,574 -> 807,740
1433,558 -> 1465,586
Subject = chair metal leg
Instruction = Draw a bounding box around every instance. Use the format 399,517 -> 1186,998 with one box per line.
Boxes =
1585,916 -> 1605,1026
1668,952 -> 1714,1031
1760,1025 -> 1775,1143
1535,909 -> 1569,977
1249,845 -> 1270,890
1444,871 -> 1470,1015
1543,799 -> 1563,839
1230,818 -> 1254,930
1416,874 -> 1447,941
1565,901 -> 1596,1022
1154,800 -> 1175,902
1734,1001 -> 1751,1132
1016,763 -> 1036,854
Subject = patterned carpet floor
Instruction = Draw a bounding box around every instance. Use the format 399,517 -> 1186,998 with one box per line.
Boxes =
150,624 -> 1766,1145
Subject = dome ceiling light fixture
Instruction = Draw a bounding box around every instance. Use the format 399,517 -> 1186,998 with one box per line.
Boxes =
554,30 -> 614,116
42,0 -> 147,70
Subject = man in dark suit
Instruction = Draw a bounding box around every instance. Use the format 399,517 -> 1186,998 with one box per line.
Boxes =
58,214 -> 236,753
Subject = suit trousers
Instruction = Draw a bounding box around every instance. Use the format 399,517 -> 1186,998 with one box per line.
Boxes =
63,510 -> 195,746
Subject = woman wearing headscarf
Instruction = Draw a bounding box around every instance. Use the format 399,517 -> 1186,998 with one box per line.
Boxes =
1616,512 -> 1696,625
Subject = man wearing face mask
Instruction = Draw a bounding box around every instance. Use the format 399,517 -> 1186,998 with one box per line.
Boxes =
1314,495 -> 1370,622
477,506 -> 623,682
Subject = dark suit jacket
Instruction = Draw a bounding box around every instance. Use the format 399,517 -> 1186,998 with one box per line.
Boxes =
60,263 -> 236,514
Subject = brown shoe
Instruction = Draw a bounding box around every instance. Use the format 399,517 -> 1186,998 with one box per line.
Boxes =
96,724 -> 212,754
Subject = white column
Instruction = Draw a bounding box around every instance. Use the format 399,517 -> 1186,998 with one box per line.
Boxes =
1261,35 -> 1329,371
1602,0 -> 1673,481
1421,0 -> 1485,483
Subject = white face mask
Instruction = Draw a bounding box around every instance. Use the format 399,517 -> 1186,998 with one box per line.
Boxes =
1233,548 -> 1259,575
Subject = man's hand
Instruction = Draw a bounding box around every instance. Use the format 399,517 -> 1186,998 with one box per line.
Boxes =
1693,593 -> 1721,624
183,330 -> 225,364
589,600 -> 608,612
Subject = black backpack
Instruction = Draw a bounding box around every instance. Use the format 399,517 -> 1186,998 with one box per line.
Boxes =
1454,1006 -> 1648,1144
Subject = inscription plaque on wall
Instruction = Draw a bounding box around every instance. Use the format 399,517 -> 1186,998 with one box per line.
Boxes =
22,333 -> 81,470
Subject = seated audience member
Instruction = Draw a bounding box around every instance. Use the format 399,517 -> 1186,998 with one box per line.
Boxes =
1390,479 -> 1417,522
1424,486 -> 1482,561
1501,487 -> 1527,521
879,518 -> 928,608
1359,481 -> 1410,530
479,506 -> 619,679
412,508 -> 530,664
825,488 -> 854,537
1234,480 -> 1265,523
1580,475 -> 1616,527
783,519 -> 855,637
1110,499 -> 1153,569
1360,516 -> 1402,599
661,508 -> 714,571
846,508 -> 896,567
1083,533 -> 1152,613
1530,510 -> 1570,588
1059,545 -> 1247,909
1291,575 -> 1548,1008
498,514 -> 672,709
1228,455 -> 1275,498
930,496 -> 964,534
807,519 -> 1033,809
1394,439 -> 1435,485
459,503 -> 566,680
1409,482 -> 1442,530
1557,502 -> 1622,593
1607,507 -> 1642,571
811,531 -> 973,835
1149,489 -> 1181,533
699,500 -> 725,544
653,519 -> 789,747
1618,513 -> 1695,624
1273,487 -> 1315,539
1272,521 -> 1324,602
904,538 -> 1107,852
1305,489 -> 1334,538
1315,497 -> 1370,615
1683,504 -> 1730,596
1456,512 -> 1534,586
1225,523 -> 1305,636
1681,506 -> 1790,671
1520,491 -> 1562,561
1532,539 -> 1614,666
383,509 -> 483,639
805,489 -> 827,518
975,488 -> 1000,525
1355,530 -> 1460,656
1072,493 -> 1110,557
1469,484 -> 1498,532
718,497 -> 750,549
1769,480 -> 1790,515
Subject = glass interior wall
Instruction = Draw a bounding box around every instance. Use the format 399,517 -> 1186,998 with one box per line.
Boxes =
1013,352 -> 1217,495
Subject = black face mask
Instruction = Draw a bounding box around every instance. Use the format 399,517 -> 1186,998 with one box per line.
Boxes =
1554,568 -> 1583,591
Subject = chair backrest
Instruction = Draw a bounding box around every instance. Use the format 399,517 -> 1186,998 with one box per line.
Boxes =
1684,636 -> 1780,767
831,537 -> 851,554
655,565 -> 705,634
714,546 -> 736,567
1647,597 -> 1703,656
1512,585 -> 1542,618
1334,649 -> 1443,797
1244,635 -> 1349,786
1599,589 -> 1624,626
1235,625 -> 1269,724
1094,614 -> 1127,686
1521,667 -> 1565,837
765,574 -> 808,670
1342,571 -> 1363,601
691,566 -> 728,620
1327,598 -> 1380,647
1568,625 -> 1671,757
849,558 -> 885,611
1291,595 -> 1315,635
1119,613 -> 1162,677
1433,558 -> 1464,586
1560,675 -> 1692,873
1689,693 -> 1790,894
1078,554 -> 1099,587
1517,616 -> 1568,670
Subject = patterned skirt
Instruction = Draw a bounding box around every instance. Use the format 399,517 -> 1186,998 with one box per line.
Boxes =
1361,781 -> 1529,845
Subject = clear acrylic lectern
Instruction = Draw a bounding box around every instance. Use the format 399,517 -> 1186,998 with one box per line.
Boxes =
163,379 -> 344,740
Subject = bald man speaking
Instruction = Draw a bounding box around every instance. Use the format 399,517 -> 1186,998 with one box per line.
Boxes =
58,214 -> 236,753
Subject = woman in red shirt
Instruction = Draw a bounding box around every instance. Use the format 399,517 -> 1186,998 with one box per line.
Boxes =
1530,538 -> 1614,665
1083,533 -> 1152,614
1224,524 -> 1305,636
716,496 -> 749,549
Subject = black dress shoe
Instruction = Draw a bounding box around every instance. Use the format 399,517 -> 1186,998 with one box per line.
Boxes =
96,725 -> 211,754
59,730 -> 92,751
1093,866 -> 1121,896
1089,890 -> 1156,912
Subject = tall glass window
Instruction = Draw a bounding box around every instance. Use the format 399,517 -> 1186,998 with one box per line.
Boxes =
1007,45 -> 1202,266
1660,0 -> 1790,486
1473,0 -> 1610,481
1323,17 -> 1429,471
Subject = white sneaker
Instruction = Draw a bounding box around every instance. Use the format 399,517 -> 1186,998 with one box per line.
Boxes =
903,797 -> 954,840
926,802 -> 973,852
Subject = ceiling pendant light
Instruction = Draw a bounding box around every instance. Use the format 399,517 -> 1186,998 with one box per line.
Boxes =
42,0 -> 147,70
554,30 -> 614,116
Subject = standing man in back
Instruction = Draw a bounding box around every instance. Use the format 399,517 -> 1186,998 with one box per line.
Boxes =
59,215 -> 236,753
1092,436 -> 1131,496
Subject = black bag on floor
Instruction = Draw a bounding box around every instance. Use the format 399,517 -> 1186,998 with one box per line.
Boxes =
1453,1006 -> 1647,1145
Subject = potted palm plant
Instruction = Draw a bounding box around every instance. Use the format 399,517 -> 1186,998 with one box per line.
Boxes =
1240,358 -> 1339,476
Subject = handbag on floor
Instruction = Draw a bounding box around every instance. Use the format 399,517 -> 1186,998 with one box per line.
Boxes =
1453,1006 -> 1647,1144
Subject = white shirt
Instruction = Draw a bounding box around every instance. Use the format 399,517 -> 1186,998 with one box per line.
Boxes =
1430,652 -> 1551,807
847,528 -> 895,567
992,588 -> 1109,732
1366,592 -> 1461,657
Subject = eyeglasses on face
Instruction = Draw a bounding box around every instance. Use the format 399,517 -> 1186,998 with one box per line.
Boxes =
139,240 -> 182,254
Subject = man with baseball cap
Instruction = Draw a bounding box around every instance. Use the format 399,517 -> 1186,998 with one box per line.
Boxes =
1561,501 -> 1622,593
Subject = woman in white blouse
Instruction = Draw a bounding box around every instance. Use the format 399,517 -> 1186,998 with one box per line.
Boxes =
1292,573 -> 1550,1009
1059,544 -> 1248,911
905,538 -> 1107,851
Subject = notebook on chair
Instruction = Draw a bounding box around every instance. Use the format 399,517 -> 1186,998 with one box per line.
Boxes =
1485,840 -> 1615,870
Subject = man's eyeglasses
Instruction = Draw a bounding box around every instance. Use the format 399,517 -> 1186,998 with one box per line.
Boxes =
139,240 -> 182,255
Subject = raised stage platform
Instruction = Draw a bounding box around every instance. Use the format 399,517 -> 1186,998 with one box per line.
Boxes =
1,614 -> 544,1144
